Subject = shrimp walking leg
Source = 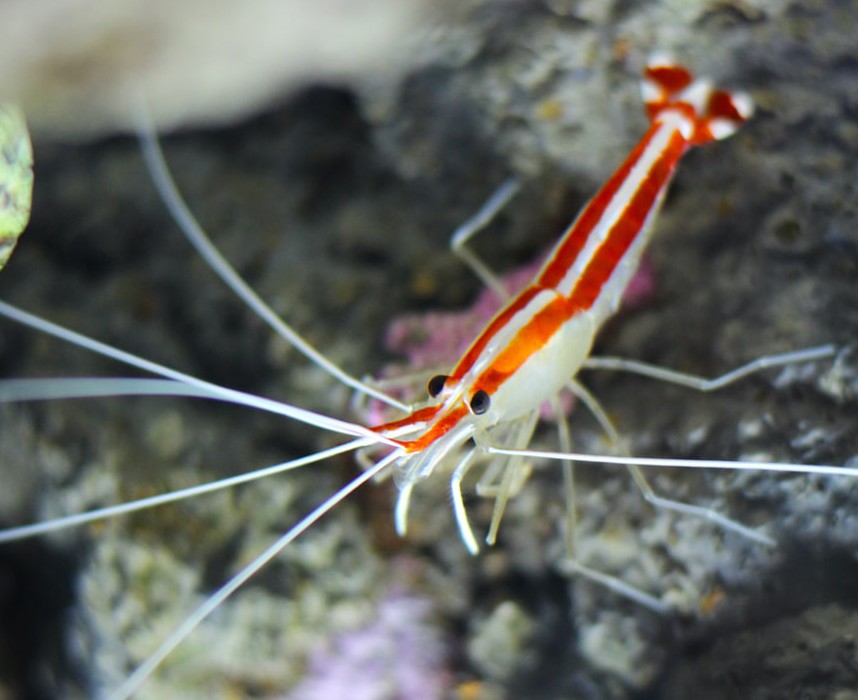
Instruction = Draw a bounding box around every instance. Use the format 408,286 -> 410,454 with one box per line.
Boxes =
568,378 -> 775,546
583,345 -> 836,391
449,176 -> 521,301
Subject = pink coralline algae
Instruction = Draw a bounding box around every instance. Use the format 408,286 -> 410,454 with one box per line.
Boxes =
287,591 -> 450,700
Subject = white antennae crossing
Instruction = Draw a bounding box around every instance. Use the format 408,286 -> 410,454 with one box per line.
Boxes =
110,450 -> 398,700
0,300 -> 395,445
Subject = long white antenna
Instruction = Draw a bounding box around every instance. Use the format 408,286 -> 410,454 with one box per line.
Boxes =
0,377 -> 223,403
0,438 -> 374,542
487,446 -> 858,477
0,301 -> 396,446
110,451 -> 398,700
134,111 -> 408,412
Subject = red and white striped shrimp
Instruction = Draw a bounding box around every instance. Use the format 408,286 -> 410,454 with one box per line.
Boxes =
0,57 -> 848,698
371,57 -> 761,552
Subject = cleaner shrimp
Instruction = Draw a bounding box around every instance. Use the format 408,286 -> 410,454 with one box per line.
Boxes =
0,57 -> 853,698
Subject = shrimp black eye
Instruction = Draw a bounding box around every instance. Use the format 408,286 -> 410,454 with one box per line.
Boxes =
427,374 -> 448,398
469,389 -> 491,415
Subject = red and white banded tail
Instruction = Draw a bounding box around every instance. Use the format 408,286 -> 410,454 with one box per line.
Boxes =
641,55 -> 754,144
